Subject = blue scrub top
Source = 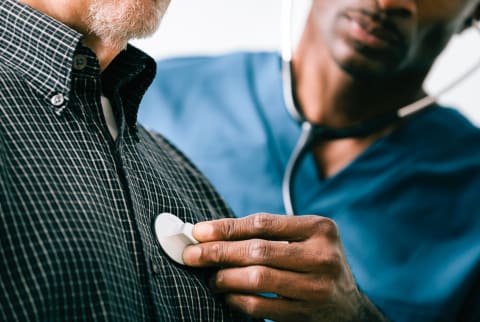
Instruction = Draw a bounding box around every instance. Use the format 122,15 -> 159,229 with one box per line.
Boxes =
139,52 -> 480,322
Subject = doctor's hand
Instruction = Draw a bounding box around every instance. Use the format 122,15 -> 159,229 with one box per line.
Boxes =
183,213 -> 387,322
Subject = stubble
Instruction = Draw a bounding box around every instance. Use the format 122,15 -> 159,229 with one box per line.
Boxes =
87,0 -> 169,49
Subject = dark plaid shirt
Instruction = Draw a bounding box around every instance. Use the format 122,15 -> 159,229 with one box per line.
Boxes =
0,1 -> 250,321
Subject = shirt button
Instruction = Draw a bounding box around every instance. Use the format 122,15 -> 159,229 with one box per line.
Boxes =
151,259 -> 162,274
50,93 -> 65,106
73,54 -> 88,70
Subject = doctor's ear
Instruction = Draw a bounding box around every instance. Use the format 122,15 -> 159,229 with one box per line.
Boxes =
475,5 -> 480,27
460,6 -> 480,31
471,5 -> 480,29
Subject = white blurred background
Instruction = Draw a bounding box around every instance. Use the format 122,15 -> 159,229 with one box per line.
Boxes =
133,0 -> 480,125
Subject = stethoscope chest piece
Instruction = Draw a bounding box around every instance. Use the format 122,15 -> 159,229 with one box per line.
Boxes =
154,213 -> 199,265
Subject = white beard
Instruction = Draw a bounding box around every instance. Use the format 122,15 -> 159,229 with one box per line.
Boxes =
87,0 -> 170,49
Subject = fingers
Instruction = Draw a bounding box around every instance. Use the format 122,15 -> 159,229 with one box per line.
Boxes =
183,238 -> 342,273
221,272 -> 363,322
193,213 -> 339,243
224,294 -> 316,322
212,266 -> 337,302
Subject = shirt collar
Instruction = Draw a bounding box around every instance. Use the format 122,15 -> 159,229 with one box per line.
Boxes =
0,0 -> 82,103
0,0 -> 156,126
101,45 -> 157,128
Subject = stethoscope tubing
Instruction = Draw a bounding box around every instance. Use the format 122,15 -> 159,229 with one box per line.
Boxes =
282,122 -> 313,215
281,0 -> 480,215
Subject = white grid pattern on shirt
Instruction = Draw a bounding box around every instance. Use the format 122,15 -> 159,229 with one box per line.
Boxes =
0,0 -> 251,321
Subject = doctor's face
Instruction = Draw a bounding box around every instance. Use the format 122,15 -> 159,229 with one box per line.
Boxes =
312,0 -> 480,77
87,0 -> 170,49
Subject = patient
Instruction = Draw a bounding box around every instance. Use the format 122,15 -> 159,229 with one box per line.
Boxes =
0,0 -> 252,321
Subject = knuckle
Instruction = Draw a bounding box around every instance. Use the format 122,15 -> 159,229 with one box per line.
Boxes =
248,239 -> 270,260
317,250 -> 342,277
324,250 -> 342,267
313,217 -> 339,240
208,243 -> 226,263
251,213 -> 275,232
246,266 -> 269,288
219,220 -> 237,240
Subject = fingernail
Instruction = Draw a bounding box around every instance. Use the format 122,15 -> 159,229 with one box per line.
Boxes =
193,222 -> 214,239
183,245 -> 201,265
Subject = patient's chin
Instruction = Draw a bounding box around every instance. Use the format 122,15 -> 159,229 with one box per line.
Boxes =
87,0 -> 168,48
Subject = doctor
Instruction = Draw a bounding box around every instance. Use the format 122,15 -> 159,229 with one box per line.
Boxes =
140,0 -> 480,321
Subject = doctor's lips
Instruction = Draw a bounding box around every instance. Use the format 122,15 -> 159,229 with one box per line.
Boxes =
343,10 -> 407,51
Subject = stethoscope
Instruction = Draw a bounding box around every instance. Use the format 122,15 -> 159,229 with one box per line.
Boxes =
153,4 -> 480,267
281,0 -> 480,215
